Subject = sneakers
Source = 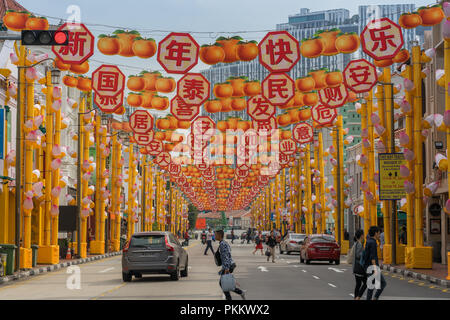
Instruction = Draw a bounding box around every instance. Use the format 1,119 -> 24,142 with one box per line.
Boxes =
240,290 -> 247,300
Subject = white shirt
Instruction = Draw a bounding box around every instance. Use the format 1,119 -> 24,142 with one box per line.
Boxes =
206,231 -> 213,241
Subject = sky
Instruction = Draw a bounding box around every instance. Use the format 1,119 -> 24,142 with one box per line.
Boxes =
15,0 -> 433,98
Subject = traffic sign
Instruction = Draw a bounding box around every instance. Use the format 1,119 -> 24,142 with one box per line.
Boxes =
378,153 -> 406,200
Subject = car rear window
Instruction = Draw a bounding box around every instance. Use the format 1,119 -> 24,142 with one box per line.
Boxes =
310,236 -> 335,243
290,234 -> 305,240
130,235 -> 165,247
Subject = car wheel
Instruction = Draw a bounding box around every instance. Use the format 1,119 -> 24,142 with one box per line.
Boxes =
300,255 -> 304,263
122,272 -> 132,282
287,251 -> 291,255
335,259 -> 340,265
329,260 -> 333,264
135,273 -> 142,278
180,259 -> 188,277
170,264 -> 180,281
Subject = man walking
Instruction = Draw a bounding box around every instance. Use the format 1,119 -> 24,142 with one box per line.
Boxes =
231,229 -> 235,244
363,226 -> 387,300
266,230 -> 277,263
215,230 -> 246,300
204,228 -> 215,255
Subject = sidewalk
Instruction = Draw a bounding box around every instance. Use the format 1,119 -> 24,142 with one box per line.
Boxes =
0,251 -> 122,286
379,260 -> 450,288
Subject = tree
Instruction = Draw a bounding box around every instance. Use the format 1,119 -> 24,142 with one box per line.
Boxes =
187,203 -> 199,230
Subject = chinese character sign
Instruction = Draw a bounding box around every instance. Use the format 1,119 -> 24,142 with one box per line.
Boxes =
170,96 -> 200,121
279,138 -> 297,155
92,65 -> 125,98
129,110 -> 154,134
293,122 -> 313,144
258,31 -> 300,73
191,116 -> 216,140
312,104 -> 337,126
177,73 -> 210,106
133,131 -> 155,146
343,59 -> 378,93
52,23 -> 94,64
261,73 -> 295,106
157,33 -> 199,74
146,140 -> 163,156
156,152 -> 171,168
360,18 -> 404,61
94,92 -> 123,114
247,94 -> 276,121
318,83 -> 348,109
252,117 -> 277,133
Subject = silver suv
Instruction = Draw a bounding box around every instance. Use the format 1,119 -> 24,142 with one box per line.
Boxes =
122,231 -> 188,282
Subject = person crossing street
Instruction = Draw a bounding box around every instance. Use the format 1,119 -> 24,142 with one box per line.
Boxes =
204,228 -> 215,255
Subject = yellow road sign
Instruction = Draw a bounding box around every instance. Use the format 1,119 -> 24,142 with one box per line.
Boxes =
378,153 -> 406,200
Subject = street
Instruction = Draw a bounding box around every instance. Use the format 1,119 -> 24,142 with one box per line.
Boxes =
0,239 -> 449,300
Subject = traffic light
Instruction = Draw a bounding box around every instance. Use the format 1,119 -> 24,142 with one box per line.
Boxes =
21,30 -> 69,46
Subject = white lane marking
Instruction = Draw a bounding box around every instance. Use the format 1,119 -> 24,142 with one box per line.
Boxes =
286,261 -> 293,264
328,267 -> 346,273
292,265 -> 300,268
99,267 -> 115,273
313,275 -> 320,279
349,293 -> 354,297
302,270 -> 307,273
258,266 -> 269,272
328,283 -> 337,288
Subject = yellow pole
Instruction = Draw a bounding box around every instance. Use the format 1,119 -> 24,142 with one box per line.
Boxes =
404,65 -> 415,248
305,144 -> 312,235
23,71 -> 34,255
148,164 -> 153,231
313,141 -> 319,233
382,68 -> 392,246
99,128 -> 106,246
127,145 -> 134,240
80,98 -> 88,258
412,46 -> 423,247
44,72 -> 52,247
95,116 -> 100,244
318,132 -> 326,235
361,102 -> 371,233
51,105 -> 61,247
0,84 -> 10,243
337,115 -> 345,245
275,174 -> 280,230
444,38 -> 450,279
367,91 -> 377,226
332,128 -> 338,237
115,139 -> 122,251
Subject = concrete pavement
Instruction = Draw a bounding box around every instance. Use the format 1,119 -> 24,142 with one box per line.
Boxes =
0,239 -> 448,300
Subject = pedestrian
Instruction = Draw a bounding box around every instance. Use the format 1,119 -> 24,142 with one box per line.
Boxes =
204,228 -> 215,255
363,226 -> 387,300
231,229 -> 235,244
252,231 -> 264,255
184,230 -> 190,246
399,226 -> 407,245
379,227 -> 385,256
344,229 -> 349,241
246,228 -> 252,244
266,230 -> 277,263
215,229 -> 246,300
351,229 -> 367,300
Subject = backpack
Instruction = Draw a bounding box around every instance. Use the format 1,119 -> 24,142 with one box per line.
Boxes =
359,247 -> 366,268
255,236 -> 261,245
214,249 -> 222,266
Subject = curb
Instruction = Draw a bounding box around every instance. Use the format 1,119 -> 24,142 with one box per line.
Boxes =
0,251 -> 122,286
380,264 -> 450,288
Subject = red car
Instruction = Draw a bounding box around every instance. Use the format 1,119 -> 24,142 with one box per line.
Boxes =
299,234 -> 341,265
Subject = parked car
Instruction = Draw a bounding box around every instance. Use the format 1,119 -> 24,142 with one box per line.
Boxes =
299,234 -> 340,265
122,231 -> 189,282
280,233 -> 306,254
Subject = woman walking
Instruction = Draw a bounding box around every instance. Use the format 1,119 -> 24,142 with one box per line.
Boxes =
252,231 -> 264,255
352,229 -> 367,300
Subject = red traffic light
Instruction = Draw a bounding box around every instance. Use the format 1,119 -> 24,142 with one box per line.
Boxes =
54,31 -> 68,45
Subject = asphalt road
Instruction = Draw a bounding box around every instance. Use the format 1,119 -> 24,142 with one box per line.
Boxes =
0,239 -> 448,300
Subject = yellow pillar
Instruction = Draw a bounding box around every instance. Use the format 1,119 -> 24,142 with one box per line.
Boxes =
361,102 -> 371,233
406,46 -> 432,268
80,98 -> 88,258
318,132 -> 326,235
445,37 -> 450,279
305,144 -> 313,235
0,87 -> 10,243
367,91 -> 377,226
337,115 -> 347,252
